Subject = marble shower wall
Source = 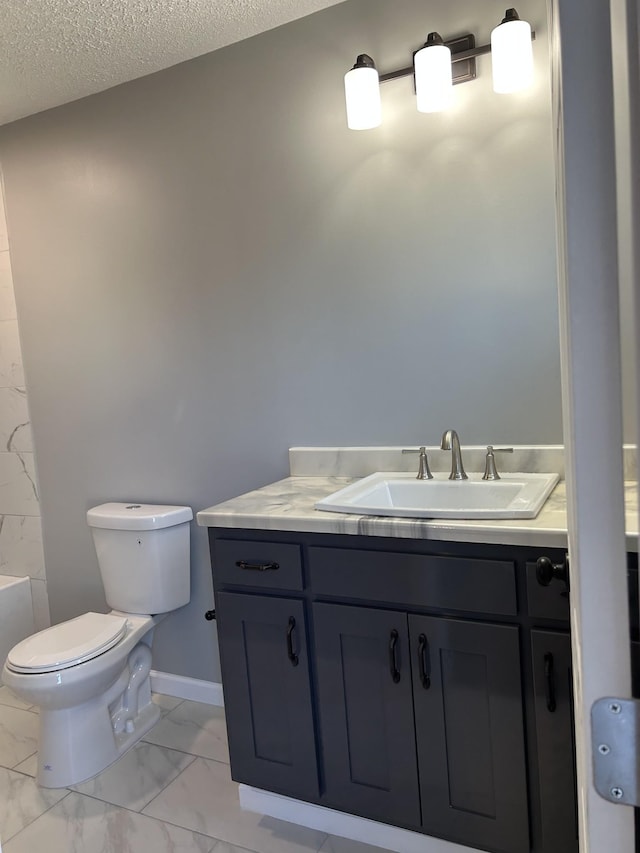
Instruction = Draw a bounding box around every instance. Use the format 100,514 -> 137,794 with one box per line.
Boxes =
0,182 -> 49,630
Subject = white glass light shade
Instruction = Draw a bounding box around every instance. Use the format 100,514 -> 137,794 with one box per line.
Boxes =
414,42 -> 453,113
344,66 -> 381,130
491,18 -> 533,93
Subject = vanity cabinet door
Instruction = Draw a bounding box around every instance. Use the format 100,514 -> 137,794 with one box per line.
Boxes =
313,602 -> 421,828
215,591 -> 319,800
410,615 -> 530,853
531,630 -> 578,853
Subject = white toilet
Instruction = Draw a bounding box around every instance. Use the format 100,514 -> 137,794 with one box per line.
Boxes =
1,502 -> 193,788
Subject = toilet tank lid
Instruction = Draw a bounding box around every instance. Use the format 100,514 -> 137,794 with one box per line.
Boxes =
87,503 -> 193,530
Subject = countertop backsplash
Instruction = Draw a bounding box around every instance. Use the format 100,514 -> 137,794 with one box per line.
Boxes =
289,445 -> 639,481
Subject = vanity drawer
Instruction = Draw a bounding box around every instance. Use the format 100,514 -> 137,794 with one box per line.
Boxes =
308,547 -> 517,616
213,540 -> 303,591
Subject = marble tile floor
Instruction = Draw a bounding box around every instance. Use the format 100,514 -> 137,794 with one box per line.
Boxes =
0,686 -> 395,853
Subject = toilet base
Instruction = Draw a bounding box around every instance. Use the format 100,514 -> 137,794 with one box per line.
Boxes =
36,664 -> 160,788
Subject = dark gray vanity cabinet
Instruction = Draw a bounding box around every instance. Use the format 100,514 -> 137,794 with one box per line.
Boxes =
313,602 -> 529,851
526,559 -> 639,853
208,529 -> 588,853
215,590 -> 319,800
525,559 -> 578,853
313,603 -> 421,827
530,630 -> 577,853
412,615 -> 529,853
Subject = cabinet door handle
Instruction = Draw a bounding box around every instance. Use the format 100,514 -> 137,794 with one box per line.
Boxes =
418,633 -> 431,690
286,617 -> 299,667
544,652 -> 557,712
235,560 -> 280,572
389,629 -> 401,683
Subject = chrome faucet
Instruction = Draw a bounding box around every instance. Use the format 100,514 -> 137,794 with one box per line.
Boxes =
440,429 -> 468,480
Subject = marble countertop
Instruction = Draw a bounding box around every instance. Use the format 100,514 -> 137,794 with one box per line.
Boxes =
197,476 -> 639,550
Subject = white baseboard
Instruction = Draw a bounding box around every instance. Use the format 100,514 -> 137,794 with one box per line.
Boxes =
239,785 -> 479,853
150,670 -> 224,706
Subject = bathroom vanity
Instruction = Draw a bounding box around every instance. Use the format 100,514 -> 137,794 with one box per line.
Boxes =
198,459 -> 639,853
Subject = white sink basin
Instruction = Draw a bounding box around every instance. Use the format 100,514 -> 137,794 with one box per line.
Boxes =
315,471 -> 560,520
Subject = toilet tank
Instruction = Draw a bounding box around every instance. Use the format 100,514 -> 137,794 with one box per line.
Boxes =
87,503 -> 193,615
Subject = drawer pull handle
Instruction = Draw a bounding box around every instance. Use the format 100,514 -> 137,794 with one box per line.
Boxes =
544,652 -> 557,712
235,560 -> 280,572
418,633 -> 431,690
389,629 -> 401,683
287,617 -> 299,667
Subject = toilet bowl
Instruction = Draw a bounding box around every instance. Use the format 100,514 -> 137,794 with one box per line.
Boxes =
1,502 -> 192,788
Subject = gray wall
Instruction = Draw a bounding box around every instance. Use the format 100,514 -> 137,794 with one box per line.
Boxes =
0,0 -> 560,681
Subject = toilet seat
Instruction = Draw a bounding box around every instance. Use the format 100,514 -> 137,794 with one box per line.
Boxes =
6,612 -> 128,674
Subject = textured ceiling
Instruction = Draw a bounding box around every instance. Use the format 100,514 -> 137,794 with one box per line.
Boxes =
0,0 -> 346,127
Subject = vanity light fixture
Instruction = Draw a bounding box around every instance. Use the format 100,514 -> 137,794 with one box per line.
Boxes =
414,33 -> 453,113
344,7 -> 535,130
344,54 -> 382,130
491,8 -> 534,94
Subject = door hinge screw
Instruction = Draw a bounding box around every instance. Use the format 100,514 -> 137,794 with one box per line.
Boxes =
598,744 -> 611,755
611,787 -> 624,800
609,703 -> 622,714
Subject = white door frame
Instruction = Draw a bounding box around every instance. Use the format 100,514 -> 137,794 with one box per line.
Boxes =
552,0 -> 639,849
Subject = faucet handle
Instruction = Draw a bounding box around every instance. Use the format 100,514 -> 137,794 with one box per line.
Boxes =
482,445 -> 514,481
402,446 -> 433,480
